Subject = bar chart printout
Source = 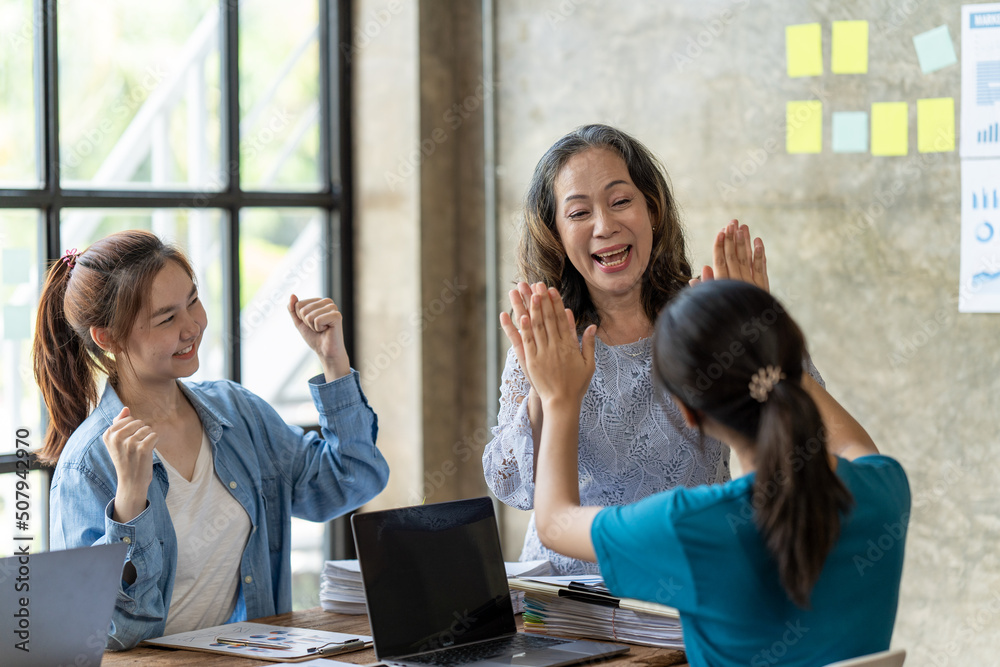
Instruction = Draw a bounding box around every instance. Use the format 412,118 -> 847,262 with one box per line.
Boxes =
961,4 -> 1000,157
978,122 -> 1000,143
960,159 -> 1000,312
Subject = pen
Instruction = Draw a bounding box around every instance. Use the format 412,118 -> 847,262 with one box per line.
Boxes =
308,638 -> 366,654
216,636 -> 293,650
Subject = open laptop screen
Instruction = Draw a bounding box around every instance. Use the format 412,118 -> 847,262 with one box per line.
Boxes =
352,497 -> 516,659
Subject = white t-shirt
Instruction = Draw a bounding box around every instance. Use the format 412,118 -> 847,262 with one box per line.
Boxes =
160,431 -> 251,635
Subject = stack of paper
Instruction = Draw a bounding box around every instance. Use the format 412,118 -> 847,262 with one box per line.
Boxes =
319,560 -> 368,614
320,559 -> 553,615
509,575 -> 683,649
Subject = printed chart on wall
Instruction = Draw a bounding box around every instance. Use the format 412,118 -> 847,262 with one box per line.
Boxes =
959,3 -> 1000,312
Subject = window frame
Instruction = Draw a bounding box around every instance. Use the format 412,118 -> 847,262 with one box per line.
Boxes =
0,0 -> 356,557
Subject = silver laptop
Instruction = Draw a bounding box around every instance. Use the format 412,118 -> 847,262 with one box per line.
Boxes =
0,543 -> 128,667
351,497 -> 629,667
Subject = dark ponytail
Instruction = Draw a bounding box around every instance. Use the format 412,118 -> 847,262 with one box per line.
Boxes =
31,231 -> 195,465
653,280 -> 853,608
754,379 -> 853,607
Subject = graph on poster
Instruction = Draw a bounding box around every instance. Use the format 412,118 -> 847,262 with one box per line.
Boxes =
961,159 -> 1000,310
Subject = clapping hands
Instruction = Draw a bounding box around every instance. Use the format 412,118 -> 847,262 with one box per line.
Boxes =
690,219 -> 769,293
505,283 -> 597,408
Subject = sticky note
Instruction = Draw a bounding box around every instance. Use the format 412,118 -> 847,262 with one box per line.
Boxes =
786,23 -> 823,77
787,101 -> 823,153
832,112 -> 869,153
3,305 -> 31,340
871,102 -> 908,156
912,25 -> 957,74
2,248 -> 31,284
917,98 -> 955,152
832,21 -> 868,74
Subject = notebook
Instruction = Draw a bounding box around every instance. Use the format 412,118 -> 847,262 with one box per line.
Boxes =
351,497 -> 629,667
0,542 -> 128,667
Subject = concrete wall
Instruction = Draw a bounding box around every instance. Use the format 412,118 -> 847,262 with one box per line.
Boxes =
492,0 -> 999,664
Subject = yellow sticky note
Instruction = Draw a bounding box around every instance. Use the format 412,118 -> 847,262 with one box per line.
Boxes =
832,20 -> 868,74
787,101 -> 823,153
786,23 -> 823,77
917,98 -> 955,153
871,102 -> 908,156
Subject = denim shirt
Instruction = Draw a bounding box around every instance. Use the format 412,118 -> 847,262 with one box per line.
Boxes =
49,370 -> 389,650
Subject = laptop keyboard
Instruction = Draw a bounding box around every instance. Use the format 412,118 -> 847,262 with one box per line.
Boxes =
403,634 -> 572,666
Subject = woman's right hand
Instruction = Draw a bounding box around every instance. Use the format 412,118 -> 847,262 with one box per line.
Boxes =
103,407 -> 157,523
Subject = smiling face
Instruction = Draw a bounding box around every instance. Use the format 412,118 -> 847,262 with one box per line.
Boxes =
553,147 -> 653,311
119,260 -> 206,388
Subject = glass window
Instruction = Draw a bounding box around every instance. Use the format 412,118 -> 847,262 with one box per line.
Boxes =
0,211 -> 42,456
240,0 -> 321,191
0,0 -> 39,187
58,1 -> 223,189
60,210 -> 227,383
0,0 -> 349,607
239,208 -> 324,423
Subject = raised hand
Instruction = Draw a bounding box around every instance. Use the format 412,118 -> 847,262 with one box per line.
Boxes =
288,294 -> 351,381
690,219 -> 769,293
499,281 -> 576,384
103,407 -> 157,523
518,283 -> 597,408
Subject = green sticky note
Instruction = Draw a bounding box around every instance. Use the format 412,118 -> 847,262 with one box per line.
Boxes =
786,23 -> 823,77
2,248 -> 31,284
787,101 -> 823,153
871,102 -> 908,156
832,112 -> 868,153
3,305 -> 31,340
832,21 -> 868,74
913,25 -> 957,74
917,98 -> 955,153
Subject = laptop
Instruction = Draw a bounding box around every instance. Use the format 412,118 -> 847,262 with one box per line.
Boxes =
352,497 -> 629,667
0,543 -> 128,667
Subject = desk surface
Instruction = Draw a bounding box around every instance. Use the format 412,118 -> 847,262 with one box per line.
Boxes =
101,609 -> 688,667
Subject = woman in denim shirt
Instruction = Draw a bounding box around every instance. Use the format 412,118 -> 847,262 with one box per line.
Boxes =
34,230 -> 389,649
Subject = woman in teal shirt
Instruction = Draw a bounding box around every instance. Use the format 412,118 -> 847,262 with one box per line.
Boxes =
512,278 -> 909,667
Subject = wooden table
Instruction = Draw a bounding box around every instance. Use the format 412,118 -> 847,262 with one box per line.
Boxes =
101,609 -> 688,667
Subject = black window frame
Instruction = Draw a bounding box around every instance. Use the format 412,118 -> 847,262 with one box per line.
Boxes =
0,0 -> 356,557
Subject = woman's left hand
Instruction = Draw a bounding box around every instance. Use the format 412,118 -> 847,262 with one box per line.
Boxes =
519,283 -> 597,409
690,219 -> 769,293
288,295 -> 351,381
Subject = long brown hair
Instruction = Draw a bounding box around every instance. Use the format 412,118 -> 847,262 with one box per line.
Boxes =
518,124 -> 692,331
32,230 -> 194,465
653,280 -> 854,608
